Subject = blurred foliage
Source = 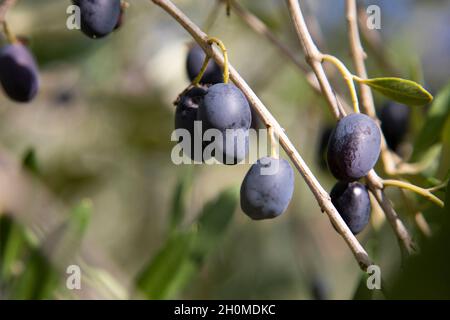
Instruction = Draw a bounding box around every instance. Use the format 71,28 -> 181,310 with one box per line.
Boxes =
0,215 -> 59,299
389,180 -> 450,299
413,82 -> 450,161
136,187 -> 238,299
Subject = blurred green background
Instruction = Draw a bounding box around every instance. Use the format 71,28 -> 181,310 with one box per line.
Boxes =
0,0 -> 449,300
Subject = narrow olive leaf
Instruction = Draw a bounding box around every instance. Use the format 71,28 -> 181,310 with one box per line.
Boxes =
169,169 -> 193,233
0,215 -> 27,281
135,230 -> 197,299
68,198 -> 92,236
136,187 -> 238,299
412,81 -> 450,160
357,77 -> 433,105
11,249 -> 59,299
45,199 -> 92,265
352,273 -> 373,300
0,216 -> 59,299
388,179 -> 450,299
437,118 -> 450,178
21,147 -> 39,175
191,187 -> 238,260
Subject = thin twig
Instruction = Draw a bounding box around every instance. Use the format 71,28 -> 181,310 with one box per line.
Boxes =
151,0 -> 373,271
0,0 -> 16,23
383,179 -> 444,208
202,0 -> 222,33
227,0 -> 350,113
321,54 -> 360,113
357,7 -> 401,76
287,0 -> 415,255
228,0 -> 308,73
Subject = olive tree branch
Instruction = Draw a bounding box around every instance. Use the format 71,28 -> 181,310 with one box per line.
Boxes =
151,0 -> 373,271
286,0 -> 416,255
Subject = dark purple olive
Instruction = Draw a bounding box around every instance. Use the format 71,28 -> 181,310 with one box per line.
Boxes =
0,43 -> 39,103
73,0 -> 121,39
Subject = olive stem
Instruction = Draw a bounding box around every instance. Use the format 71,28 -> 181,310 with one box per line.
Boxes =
383,179 -> 444,208
207,36 -> 229,84
191,54 -> 211,86
321,54 -> 360,113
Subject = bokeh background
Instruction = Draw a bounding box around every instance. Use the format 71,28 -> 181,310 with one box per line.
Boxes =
0,0 -> 449,300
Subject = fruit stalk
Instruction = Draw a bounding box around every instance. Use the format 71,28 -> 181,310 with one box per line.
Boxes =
207,37 -> 229,84
286,0 -> 416,255
383,179 -> 444,208
151,0 -> 373,271
321,54 -> 360,113
191,55 -> 211,86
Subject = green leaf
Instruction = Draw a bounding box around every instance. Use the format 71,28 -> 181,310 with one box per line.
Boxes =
69,198 -> 92,236
0,215 -> 27,282
168,170 -> 193,233
136,188 -> 238,299
412,81 -> 450,160
48,199 -> 92,264
358,77 -> 433,105
388,179 -> 450,299
191,187 -> 238,261
437,117 -> 450,178
21,147 -> 39,175
136,231 -> 197,299
11,249 -> 59,300
444,179 -> 450,225
0,215 -> 59,299
352,273 -> 373,300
